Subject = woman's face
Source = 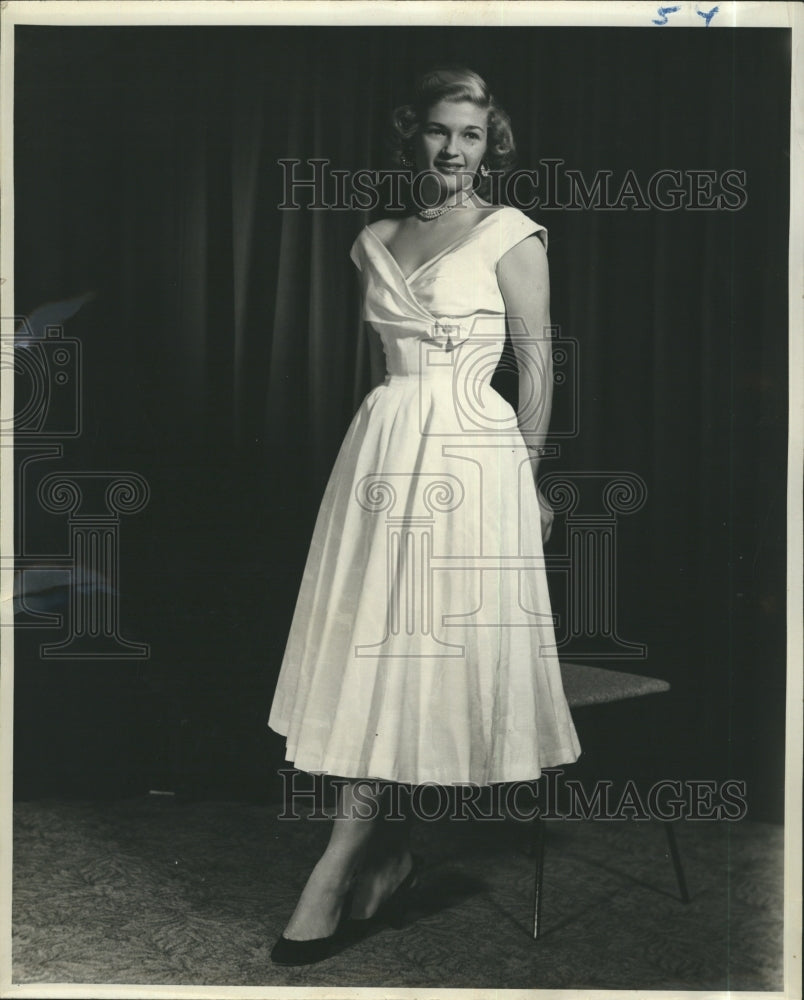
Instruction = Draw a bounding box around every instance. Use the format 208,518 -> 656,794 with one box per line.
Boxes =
414,99 -> 489,193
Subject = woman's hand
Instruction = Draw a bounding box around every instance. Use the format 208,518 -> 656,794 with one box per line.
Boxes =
535,484 -> 554,544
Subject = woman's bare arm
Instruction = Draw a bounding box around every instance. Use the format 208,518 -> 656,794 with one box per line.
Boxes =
496,235 -> 553,478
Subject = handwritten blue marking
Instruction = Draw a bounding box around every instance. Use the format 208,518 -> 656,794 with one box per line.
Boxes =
652,5 -> 681,25
696,4 -> 719,26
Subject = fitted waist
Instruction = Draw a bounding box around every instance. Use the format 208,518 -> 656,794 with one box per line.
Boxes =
371,372 -> 520,430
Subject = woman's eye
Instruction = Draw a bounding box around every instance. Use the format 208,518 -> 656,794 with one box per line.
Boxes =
465,133 -> 481,142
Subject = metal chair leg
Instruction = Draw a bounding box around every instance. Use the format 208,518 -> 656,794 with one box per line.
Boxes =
662,820 -> 690,903
531,815 -> 545,938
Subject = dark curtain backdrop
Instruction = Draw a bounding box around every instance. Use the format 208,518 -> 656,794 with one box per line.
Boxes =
14,27 -> 789,818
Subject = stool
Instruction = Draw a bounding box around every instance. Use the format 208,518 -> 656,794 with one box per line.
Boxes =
530,661 -> 690,939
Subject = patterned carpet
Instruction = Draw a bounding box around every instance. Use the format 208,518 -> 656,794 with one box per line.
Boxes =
12,796 -> 783,991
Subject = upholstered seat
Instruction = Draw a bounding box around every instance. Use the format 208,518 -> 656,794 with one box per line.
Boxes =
560,662 -> 670,708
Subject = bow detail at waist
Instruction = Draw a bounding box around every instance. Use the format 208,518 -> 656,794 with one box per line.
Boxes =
424,318 -> 470,353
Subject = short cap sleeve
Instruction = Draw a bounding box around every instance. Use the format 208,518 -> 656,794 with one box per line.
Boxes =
491,207 -> 548,263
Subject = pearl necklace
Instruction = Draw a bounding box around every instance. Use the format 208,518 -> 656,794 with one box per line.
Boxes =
417,186 -> 473,221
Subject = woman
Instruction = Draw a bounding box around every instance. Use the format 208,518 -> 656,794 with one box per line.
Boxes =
268,67 -> 581,965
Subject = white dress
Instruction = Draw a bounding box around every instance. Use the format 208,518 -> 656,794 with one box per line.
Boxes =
268,205 -> 581,785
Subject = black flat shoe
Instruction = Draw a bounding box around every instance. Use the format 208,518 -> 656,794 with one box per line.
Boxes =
270,888 -> 355,966
348,852 -> 422,931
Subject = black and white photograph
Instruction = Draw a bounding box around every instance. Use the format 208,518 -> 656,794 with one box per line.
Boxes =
1,1 -> 801,997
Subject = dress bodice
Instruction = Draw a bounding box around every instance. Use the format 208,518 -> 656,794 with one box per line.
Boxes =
349,206 -> 547,379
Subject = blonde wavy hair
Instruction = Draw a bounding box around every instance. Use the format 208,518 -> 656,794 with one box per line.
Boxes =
390,66 -> 517,201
